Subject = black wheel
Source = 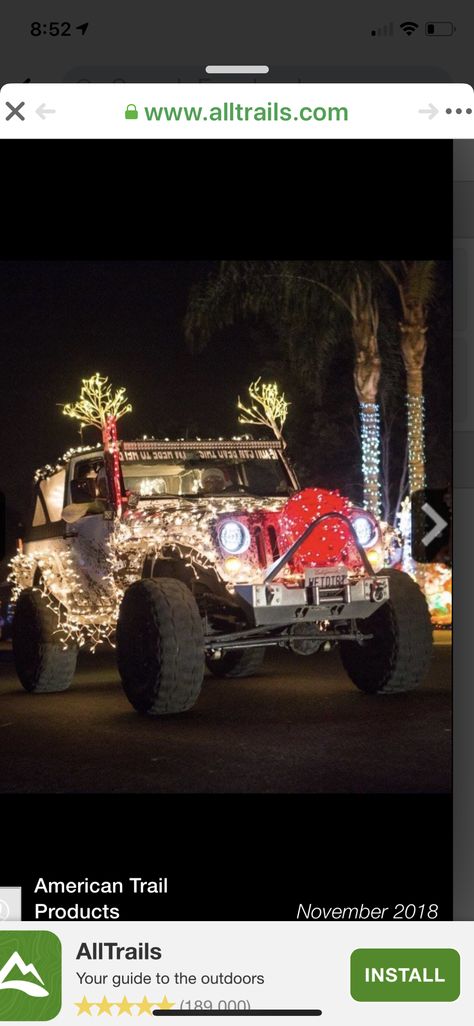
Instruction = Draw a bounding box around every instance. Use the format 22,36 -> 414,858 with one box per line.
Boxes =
339,568 -> 432,694
116,578 -> 204,714
206,647 -> 266,678
12,588 -> 78,693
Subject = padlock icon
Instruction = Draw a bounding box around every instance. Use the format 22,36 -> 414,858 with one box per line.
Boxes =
125,103 -> 138,120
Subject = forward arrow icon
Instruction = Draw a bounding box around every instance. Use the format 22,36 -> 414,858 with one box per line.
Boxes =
421,502 -> 448,547
418,103 -> 439,120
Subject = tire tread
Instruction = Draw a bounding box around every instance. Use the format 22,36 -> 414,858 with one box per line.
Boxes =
12,588 -> 77,693
340,569 -> 432,694
117,578 -> 204,714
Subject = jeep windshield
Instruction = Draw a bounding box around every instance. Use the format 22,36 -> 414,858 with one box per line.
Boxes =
120,442 -> 294,498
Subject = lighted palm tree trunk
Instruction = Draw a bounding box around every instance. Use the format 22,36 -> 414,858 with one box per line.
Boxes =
400,304 -> 428,495
351,280 -> 382,518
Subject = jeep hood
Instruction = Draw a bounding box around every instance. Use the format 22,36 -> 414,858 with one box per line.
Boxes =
120,487 -> 364,582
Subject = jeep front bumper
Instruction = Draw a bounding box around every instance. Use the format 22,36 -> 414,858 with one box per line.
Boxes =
234,576 -> 390,628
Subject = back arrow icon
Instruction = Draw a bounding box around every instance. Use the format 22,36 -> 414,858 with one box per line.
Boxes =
421,502 -> 448,546
418,103 -> 438,119
36,102 -> 56,119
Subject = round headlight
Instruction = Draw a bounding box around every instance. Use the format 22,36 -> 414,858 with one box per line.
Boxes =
219,520 -> 251,555
351,514 -> 377,548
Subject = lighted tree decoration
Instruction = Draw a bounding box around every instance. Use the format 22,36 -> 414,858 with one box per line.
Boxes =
237,379 -> 299,489
62,373 -> 132,433
237,378 -> 289,446
62,374 -> 132,517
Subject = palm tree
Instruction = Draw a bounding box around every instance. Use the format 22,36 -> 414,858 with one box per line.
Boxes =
380,261 -> 436,495
185,260 -> 383,516
349,274 -> 381,515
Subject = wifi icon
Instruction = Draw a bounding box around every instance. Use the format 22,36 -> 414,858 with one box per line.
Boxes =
400,21 -> 419,35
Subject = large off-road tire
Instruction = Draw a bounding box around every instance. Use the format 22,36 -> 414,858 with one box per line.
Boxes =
116,578 -> 204,714
12,587 -> 78,693
206,647 -> 266,678
339,568 -> 432,694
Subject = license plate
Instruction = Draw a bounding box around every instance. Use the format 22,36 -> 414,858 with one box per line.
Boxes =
305,566 -> 348,590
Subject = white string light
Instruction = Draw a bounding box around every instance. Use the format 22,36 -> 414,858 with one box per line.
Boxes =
360,402 -> 381,519
8,496 -> 285,651
406,395 -> 426,494
34,443 -> 102,482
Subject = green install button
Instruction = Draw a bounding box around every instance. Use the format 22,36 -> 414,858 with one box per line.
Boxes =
350,949 -> 460,1002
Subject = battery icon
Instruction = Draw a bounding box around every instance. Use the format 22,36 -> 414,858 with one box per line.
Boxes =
425,21 -> 455,35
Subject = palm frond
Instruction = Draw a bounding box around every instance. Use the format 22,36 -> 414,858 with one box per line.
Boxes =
184,260 -> 280,352
380,260 -> 437,312
184,260 -> 387,400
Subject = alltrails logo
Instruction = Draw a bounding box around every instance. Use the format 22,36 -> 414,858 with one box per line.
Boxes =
0,951 -> 49,996
0,932 -> 61,1020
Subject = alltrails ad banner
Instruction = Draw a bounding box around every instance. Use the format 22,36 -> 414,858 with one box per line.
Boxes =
0,922 -> 469,1022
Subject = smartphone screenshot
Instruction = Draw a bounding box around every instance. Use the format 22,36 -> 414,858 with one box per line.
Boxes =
0,4 -> 471,1023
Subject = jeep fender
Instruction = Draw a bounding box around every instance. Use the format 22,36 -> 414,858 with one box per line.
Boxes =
142,549 -> 237,607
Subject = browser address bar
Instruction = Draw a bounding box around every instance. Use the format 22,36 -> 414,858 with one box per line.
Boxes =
1,83 -> 474,138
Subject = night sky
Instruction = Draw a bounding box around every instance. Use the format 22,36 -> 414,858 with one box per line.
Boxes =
0,259 -> 452,571
0,260 -> 257,520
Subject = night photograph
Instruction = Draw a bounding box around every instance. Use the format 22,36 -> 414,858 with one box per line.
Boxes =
0,259 -> 452,794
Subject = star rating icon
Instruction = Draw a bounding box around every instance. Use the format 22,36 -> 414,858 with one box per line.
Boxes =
156,996 -> 175,1011
137,996 -> 155,1016
117,995 -> 135,1016
97,996 -> 114,1016
75,995 -> 176,1016
75,996 -> 94,1016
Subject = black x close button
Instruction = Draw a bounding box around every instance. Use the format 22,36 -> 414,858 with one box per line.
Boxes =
5,101 -> 26,121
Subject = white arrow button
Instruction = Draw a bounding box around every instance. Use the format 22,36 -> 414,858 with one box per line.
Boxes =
421,502 -> 448,546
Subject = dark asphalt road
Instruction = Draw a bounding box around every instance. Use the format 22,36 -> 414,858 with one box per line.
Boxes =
0,639 -> 451,794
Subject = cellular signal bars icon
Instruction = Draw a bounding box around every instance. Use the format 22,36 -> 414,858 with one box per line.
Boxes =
371,22 -> 394,36
371,21 -> 419,37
